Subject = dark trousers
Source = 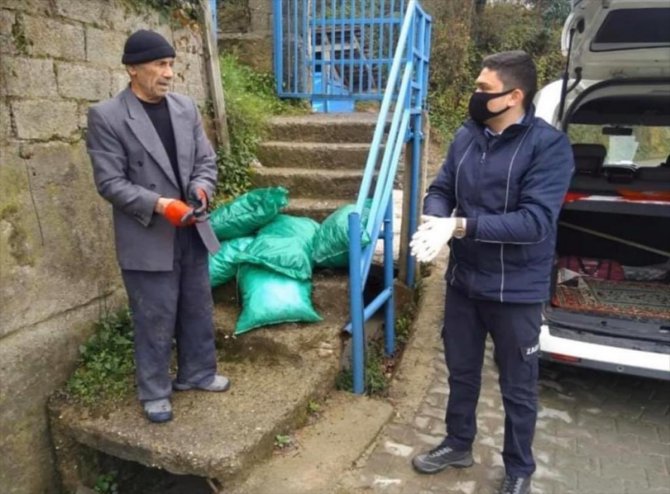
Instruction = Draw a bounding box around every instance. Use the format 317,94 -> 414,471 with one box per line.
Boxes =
122,227 -> 217,402
442,286 -> 542,477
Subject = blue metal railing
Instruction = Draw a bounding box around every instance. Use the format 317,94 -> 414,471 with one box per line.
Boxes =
347,0 -> 431,394
271,0 -> 431,393
272,0 -> 409,107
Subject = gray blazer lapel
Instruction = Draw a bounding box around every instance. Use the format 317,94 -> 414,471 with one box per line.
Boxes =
122,88 -> 180,190
167,94 -> 194,196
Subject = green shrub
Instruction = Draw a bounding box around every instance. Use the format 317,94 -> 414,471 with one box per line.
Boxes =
66,310 -> 135,406
215,55 -> 307,203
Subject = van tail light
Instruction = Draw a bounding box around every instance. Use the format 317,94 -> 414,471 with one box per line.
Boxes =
548,353 -> 582,363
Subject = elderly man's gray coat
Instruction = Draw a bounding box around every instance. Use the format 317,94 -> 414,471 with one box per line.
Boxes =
87,87 -> 217,271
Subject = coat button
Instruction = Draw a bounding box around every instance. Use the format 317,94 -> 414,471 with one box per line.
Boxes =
149,184 -> 156,189
137,160 -> 143,166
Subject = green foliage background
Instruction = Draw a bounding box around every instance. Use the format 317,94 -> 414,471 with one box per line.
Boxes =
428,0 -> 570,142
215,54 -> 307,204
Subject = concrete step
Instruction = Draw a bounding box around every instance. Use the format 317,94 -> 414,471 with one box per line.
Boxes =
266,113 -> 383,143
49,275 -> 351,491
257,141 -> 373,170
227,391 -> 393,494
283,198 -> 351,222
251,167 -> 365,200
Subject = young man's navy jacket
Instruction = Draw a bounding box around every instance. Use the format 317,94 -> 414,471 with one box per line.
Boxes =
424,106 -> 574,303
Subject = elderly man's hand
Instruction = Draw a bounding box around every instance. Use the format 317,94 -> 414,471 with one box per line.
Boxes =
410,215 -> 457,263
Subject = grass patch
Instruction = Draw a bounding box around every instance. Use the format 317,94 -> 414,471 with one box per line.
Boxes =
336,286 -> 421,397
65,309 -> 135,407
215,54 -> 308,204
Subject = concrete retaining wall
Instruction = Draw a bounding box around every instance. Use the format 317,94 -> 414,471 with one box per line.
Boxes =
0,1 -> 213,492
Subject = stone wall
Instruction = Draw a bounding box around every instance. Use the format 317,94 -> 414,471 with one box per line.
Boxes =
0,1 -> 213,492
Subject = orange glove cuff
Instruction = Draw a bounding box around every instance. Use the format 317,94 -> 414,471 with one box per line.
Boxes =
163,200 -> 195,227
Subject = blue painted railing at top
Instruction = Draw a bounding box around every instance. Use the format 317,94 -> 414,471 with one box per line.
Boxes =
273,0 -> 410,104
348,0 -> 431,394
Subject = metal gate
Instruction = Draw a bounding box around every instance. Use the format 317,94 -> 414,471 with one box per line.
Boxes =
273,0 -> 409,110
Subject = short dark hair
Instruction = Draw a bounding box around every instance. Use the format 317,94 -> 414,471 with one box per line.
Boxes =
482,51 -> 537,110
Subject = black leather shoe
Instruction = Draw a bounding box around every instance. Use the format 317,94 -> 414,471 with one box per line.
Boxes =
498,475 -> 531,494
411,441 -> 473,474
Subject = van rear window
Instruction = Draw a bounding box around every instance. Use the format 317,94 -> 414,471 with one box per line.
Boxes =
591,8 -> 670,51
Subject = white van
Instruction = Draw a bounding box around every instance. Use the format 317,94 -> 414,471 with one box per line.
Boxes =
534,0 -> 670,380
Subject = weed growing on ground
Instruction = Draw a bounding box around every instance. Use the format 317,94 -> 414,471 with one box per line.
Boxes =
274,434 -> 293,449
307,400 -> 321,415
93,471 -> 119,494
66,309 -> 135,406
337,285 -> 421,396
336,339 -> 390,397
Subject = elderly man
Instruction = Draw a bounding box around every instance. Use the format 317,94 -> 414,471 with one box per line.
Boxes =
87,30 -> 229,423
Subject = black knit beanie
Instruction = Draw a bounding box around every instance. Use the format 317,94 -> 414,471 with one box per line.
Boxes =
122,30 -> 176,65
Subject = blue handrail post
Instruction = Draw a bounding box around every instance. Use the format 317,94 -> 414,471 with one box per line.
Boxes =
383,197 -> 395,356
348,211 -> 366,395
273,0 -> 284,95
406,111 -> 422,287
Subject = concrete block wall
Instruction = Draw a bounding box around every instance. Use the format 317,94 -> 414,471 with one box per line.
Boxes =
0,1 -> 212,492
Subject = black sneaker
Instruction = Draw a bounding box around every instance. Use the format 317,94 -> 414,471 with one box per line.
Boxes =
498,475 -> 531,494
411,441 -> 473,474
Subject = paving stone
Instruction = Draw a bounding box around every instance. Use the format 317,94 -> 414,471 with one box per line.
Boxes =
415,432 -> 444,446
640,402 -> 670,427
418,403 -> 445,421
600,457 -> 648,482
577,471 -> 625,492
383,441 -> 414,458
623,478 -> 652,494
647,469 -> 670,491
642,440 -> 670,458
414,416 -> 431,430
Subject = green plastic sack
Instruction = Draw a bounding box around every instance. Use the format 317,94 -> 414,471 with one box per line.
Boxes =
237,235 -> 314,280
312,201 -> 372,268
258,214 -> 319,239
235,265 -> 322,335
210,187 -> 289,240
239,215 -> 320,280
208,236 -> 254,288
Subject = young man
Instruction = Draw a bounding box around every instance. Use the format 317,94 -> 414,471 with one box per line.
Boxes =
87,30 -> 229,423
410,51 -> 574,494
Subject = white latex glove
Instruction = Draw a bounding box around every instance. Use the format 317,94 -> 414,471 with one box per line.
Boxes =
410,215 -> 457,263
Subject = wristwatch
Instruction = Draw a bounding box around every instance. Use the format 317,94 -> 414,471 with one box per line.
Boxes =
453,217 -> 466,239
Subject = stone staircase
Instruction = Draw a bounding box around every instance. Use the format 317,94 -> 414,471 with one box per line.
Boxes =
254,112 -> 381,221
48,113 -> 391,493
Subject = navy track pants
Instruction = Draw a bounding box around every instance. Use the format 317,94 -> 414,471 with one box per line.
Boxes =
441,286 -> 542,477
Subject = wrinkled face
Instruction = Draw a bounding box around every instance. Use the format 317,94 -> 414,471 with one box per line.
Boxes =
474,67 -> 523,113
127,57 -> 175,102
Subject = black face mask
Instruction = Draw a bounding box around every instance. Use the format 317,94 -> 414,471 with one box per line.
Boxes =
468,88 -> 515,124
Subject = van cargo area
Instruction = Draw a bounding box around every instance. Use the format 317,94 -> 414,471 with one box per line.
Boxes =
547,206 -> 670,353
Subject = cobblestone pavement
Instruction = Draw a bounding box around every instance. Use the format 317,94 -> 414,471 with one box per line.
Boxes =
340,259 -> 670,494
